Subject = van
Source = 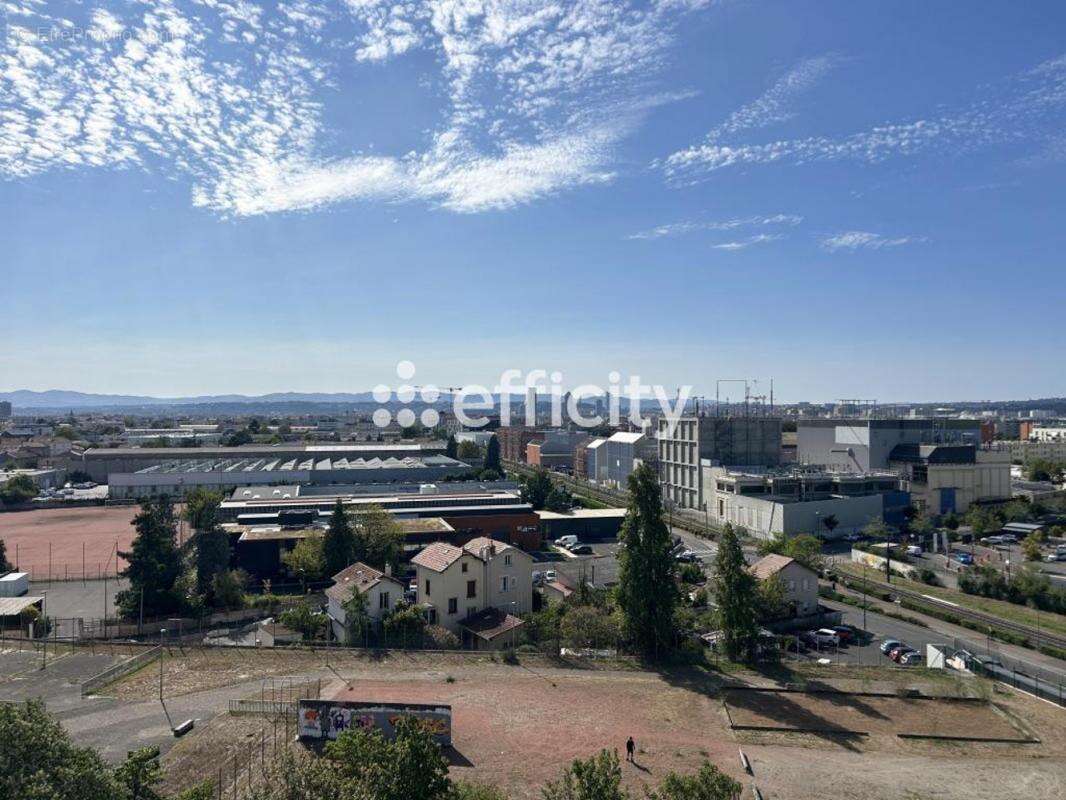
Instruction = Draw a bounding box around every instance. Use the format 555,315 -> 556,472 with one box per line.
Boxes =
554,535 -> 579,549
905,545 -> 922,557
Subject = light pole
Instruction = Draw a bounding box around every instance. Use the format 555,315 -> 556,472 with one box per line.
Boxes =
39,591 -> 48,670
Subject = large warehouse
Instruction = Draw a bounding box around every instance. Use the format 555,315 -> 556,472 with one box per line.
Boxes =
73,442 -> 447,483
108,453 -> 472,499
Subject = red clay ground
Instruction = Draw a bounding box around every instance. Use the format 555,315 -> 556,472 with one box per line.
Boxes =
0,506 -> 139,579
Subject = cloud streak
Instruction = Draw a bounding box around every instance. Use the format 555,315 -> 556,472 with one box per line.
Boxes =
712,233 -> 783,251
0,0 -> 714,216
627,213 -> 801,240
663,54 -> 1066,180
820,231 -> 925,252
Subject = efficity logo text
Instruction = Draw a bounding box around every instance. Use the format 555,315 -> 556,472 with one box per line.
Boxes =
372,362 -> 692,431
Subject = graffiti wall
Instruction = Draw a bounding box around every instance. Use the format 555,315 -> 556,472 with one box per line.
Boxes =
297,699 -> 452,746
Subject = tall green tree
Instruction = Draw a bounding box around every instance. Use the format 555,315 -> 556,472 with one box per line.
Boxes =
0,474 -> 36,505
352,504 -> 403,570
0,538 -> 11,572
342,588 -> 371,643
616,463 -> 678,660
325,716 -> 451,800
282,534 -> 326,591
184,488 -> 230,601
713,524 -> 758,662
446,434 -> 458,459
324,499 -> 356,576
0,699 -> 126,800
117,497 -> 184,619
521,468 -> 554,510
484,435 -> 502,473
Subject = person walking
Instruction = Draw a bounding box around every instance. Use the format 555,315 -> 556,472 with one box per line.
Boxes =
625,736 -> 635,763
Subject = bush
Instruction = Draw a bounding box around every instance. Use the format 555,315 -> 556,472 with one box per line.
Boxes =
916,568 -> 941,587
423,624 -> 460,650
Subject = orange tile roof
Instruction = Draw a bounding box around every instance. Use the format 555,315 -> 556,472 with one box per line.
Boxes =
411,541 -> 464,572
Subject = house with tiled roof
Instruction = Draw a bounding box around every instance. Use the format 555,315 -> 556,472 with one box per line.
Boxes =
411,537 -> 533,644
746,554 -> 818,618
326,561 -> 406,643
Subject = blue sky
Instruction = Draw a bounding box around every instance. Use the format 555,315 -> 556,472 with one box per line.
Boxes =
2,1 -> 1065,402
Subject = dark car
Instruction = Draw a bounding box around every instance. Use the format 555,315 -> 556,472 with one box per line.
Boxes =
569,544 -> 594,555
831,626 -> 856,644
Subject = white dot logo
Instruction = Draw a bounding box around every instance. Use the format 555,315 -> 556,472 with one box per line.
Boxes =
374,361 -> 441,429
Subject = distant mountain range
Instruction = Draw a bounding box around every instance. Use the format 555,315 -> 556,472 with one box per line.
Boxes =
0,389 -> 381,409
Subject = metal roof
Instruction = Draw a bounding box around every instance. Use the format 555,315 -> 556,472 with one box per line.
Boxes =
0,596 -> 44,617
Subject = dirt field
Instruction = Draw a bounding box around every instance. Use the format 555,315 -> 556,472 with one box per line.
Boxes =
105,649 -> 1066,800
0,506 -> 138,579
724,689 -> 1029,740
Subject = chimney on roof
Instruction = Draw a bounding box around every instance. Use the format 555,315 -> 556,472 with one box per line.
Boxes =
384,562 -> 392,577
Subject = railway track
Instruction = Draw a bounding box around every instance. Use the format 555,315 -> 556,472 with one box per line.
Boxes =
835,568 -> 1066,652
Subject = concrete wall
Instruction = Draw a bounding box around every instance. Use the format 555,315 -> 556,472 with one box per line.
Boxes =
708,490 -> 883,540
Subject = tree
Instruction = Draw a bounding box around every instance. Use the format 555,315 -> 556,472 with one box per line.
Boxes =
115,746 -> 164,800
323,500 -> 356,577
0,538 -> 11,573
0,474 -> 36,505
383,601 -> 426,645
0,699 -> 125,799
279,602 -> 326,641
67,469 -> 93,484
211,569 -> 248,610
1022,532 -> 1044,562
755,573 -> 789,622
545,485 -> 575,513
342,587 -> 371,643
457,440 -> 482,459
446,435 -> 458,459
184,488 -> 230,601
712,524 -> 758,662
942,512 -> 960,531
117,498 -> 184,619
352,504 -> 403,570
484,435 -> 502,473
821,514 -> 839,538
559,605 -> 622,650
646,763 -> 742,800
616,463 -> 678,660
757,533 -> 823,572
282,535 -> 326,590
325,716 -> 451,800
520,468 -> 554,510
542,749 -> 625,800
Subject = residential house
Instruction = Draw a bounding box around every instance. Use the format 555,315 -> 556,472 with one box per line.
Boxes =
747,554 -> 818,618
326,562 -> 406,644
411,537 -> 533,646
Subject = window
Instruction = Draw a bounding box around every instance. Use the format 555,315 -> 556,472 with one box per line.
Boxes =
425,579 -> 431,596
461,562 -> 468,573
379,592 -> 390,610
500,575 -> 509,592
504,554 -> 512,566
467,606 -> 477,618
466,579 -> 476,598
448,598 -> 458,615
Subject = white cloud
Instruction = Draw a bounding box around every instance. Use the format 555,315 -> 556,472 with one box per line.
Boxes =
628,213 -> 801,240
0,0 -> 715,215
663,53 -> 1066,181
820,231 -> 924,252
712,233 -> 783,250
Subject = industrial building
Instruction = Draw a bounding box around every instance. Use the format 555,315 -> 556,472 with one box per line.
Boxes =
702,465 -> 904,540
220,484 -> 543,551
889,444 -> 1011,515
108,454 -> 471,499
795,418 -> 983,472
657,416 -> 783,510
73,442 -> 447,483
526,430 -> 589,472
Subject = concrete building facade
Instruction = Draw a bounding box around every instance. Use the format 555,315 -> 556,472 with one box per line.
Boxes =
657,416 -> 782,510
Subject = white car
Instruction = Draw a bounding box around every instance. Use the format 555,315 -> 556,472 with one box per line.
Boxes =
811,629 -> 841,647
554,535 -> 579,549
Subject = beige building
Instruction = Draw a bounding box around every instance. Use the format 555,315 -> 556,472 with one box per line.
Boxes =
900,448 -> 1011,514
326,562 -> 406,643
411,538 -> 533,639
748,554 -> 819,618
1008,440 -> 1066,464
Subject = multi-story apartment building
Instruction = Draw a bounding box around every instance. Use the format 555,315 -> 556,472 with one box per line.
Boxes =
657,416 -> 782,510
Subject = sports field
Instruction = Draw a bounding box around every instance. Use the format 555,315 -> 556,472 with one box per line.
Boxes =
0,506 -> 139,579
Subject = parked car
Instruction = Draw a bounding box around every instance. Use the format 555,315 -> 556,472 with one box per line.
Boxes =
555,535 -> 579,549
905,545 -> 922,557
888,646 -> 914,662
980,535 -> 1004,546
880,638 -> 903,655
569,544 -> 593,555
950,552 -> 974,565
543,569 -> 557,582
999,534 -> 1018,543
675,550 -> 702,564
842,532 -> 865,543
532,571 -> 546,586
810,629 -> 840,647
900,651 -> 923,665
831,626 -> 856,644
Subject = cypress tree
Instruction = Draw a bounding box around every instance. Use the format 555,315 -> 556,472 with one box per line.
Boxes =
713,524 -> 758,662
